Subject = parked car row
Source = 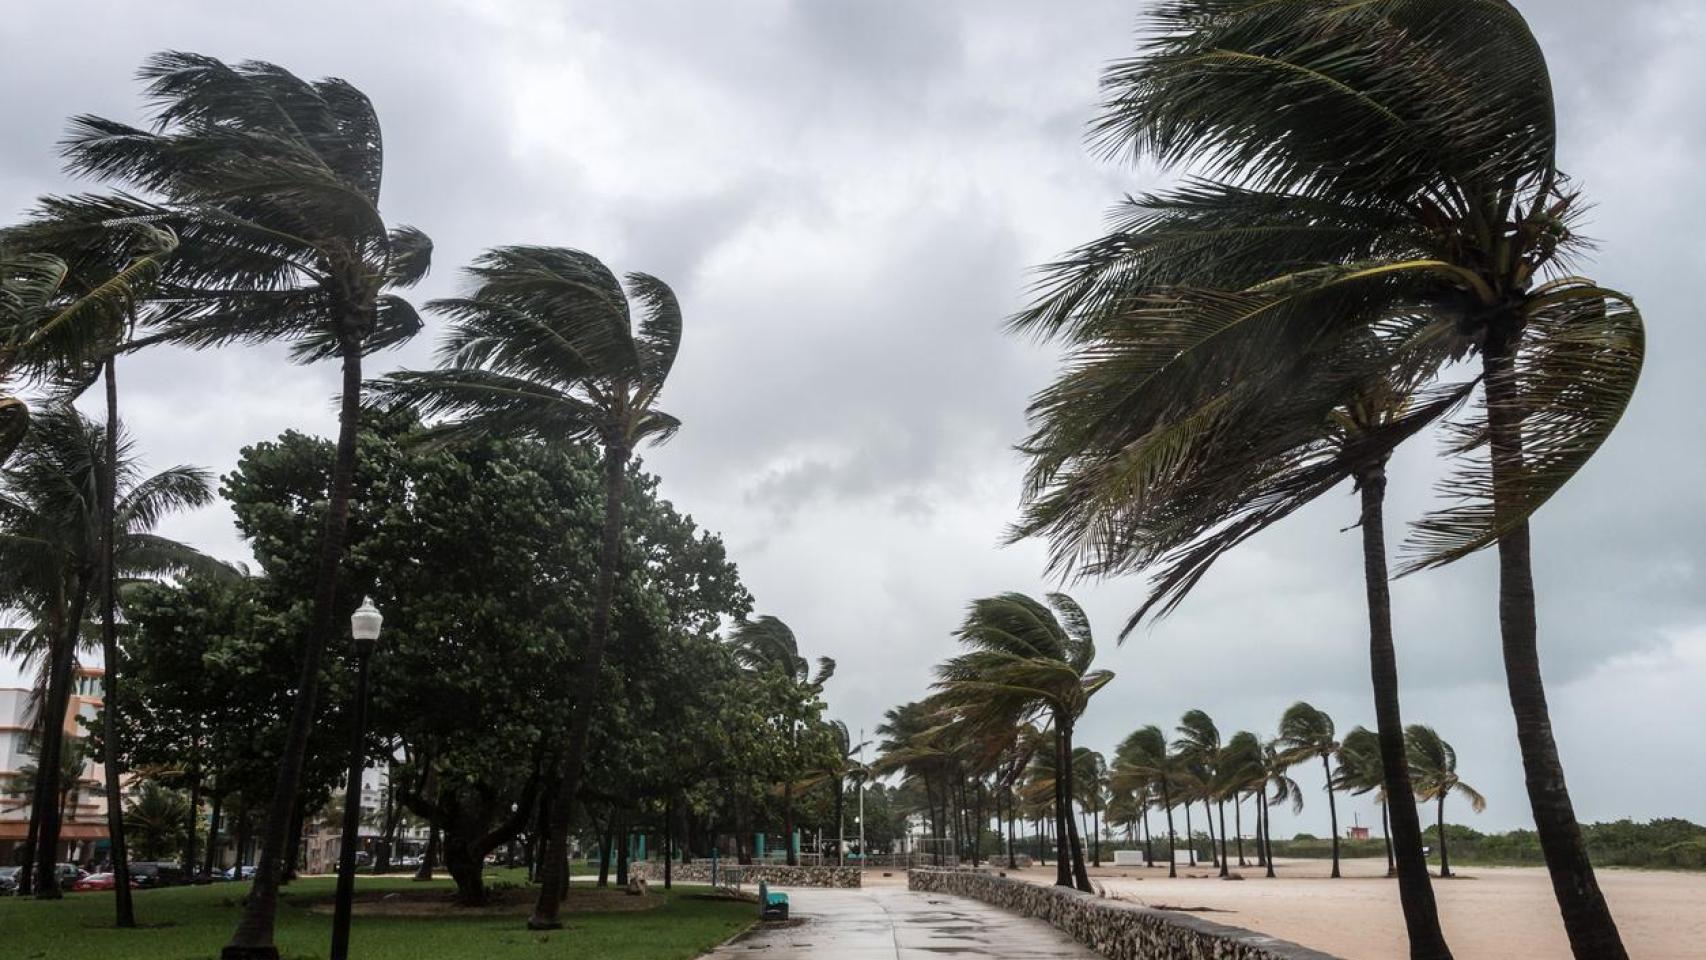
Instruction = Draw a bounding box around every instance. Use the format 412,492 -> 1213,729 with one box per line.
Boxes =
0,861 -> 207,895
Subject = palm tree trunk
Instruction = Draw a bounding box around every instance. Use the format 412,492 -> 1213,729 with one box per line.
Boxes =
1235,794 -> 1246,866
1141,805 -> 1154,867
1321,755 -> 1341,879
1437,795 -> 1450,879
98,355 -> 137,926
1482,339 -> 1627,960
415,823 -> 439,881
1216,800 -> 1229,878
1161,784 -> 1177,879
1060,724 -> 1092,892
1358,465 -> 1453,958
1051,731 -> 1072,887
530,439 -> 630,929
1184,801 -> 1195,866
224,333 -> 365,958
33,580 -> 91,900
1204,799 -> 1217,867
1382,802 -> 1394,877
1263,796 -> 1275,879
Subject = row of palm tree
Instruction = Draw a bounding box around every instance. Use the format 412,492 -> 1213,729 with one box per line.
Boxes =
1111,705 -> 1481,882
1008,5 -> 1642,959
1,52 -> 687,957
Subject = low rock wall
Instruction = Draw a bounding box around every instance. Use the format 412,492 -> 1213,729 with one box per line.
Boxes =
907,869 -> 1342,960
632,861 -> 861,888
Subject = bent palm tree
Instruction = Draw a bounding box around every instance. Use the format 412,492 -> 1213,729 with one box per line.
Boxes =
730,616 -> 835,867
1013,6 -> 1638,957
1406,726 -> 1486,879
1112,726 -> 1184,878
0,406 -> 220,897
932,592 -> 1112,891
1336,726 -> 1394,875
1277,703 -> 1342,879
374,246 -> 680,929
57,52 -> 431,955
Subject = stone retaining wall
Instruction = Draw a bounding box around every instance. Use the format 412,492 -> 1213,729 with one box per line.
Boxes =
632,861 -> 861,888
907,869 -> 1342,960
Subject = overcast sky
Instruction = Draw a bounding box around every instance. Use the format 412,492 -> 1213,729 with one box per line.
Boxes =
3,1 -> 1702,838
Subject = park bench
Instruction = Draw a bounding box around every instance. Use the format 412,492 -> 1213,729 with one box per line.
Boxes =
757,879 -> 789,921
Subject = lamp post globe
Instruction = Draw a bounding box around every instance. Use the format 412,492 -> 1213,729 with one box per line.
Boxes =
331,597 -> 382,960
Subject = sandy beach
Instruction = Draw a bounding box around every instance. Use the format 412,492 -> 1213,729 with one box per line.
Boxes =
981,856 -> 1706,959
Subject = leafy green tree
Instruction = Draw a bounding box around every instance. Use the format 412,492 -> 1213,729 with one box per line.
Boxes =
1406,725 -> 1486,878
729,615 -> 835,867
1015,6 -> 1641,957
1277,702 -> 1343,879
55,50 -> 433,956
375,245 -> 681,930
932,592 -> 1112,891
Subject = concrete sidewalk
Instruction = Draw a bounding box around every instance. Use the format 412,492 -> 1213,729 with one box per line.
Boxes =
700,886 -> 1098,959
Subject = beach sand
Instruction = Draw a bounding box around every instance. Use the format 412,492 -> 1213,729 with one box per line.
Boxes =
979,856 -> 1706,959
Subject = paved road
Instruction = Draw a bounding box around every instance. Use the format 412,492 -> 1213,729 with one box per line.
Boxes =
700,886 -> 1098,959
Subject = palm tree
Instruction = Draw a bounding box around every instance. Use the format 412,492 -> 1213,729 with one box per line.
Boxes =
56,52 -> 432,955
0,406 -> 219,896
731,616 -> 835,867
1219,731 -> 1263,870
5,215 -> 182,926
1406,726 -> 1486,879
793,720 -> 867,866
931,592 -> 1112,892
1113,726 -> 1187,878
373,245 -> 679,930
1277,703 -> 1342,879
1255,740 -> 1304,880
1336,726 -> 1394,875
1072,749 -> 1108,867
1014,6 -> 1640,957
3,735 -> 96,824
124,780 -> 191,862
1173,710 -> 1224,874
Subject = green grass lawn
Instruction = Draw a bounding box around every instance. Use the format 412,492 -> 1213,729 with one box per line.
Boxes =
0,869 -> 753,960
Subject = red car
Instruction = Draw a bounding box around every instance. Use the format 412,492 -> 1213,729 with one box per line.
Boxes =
72,873 -> 137,892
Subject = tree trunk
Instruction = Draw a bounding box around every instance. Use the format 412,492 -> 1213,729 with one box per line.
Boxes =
282,795 -> 305,883
616,825 -> 630,887
597,822 -> 613,887
1235,794 -> 1246,866
1482,338 -> 1628,960
530,440 -> 629,929
224,333 -> 365,959
1263,796 -> 1276,879
1437,795 -> 1450,879
34,581 -> 92,899
664,800 -> 674,890
1051,731 -> 1071,887
99,356 -> 136,925
1142,805 -> 1155,868
1060,724 -> 1091,892
1205,799 -> 1218,868
1383,802 -> 1395,877
1322,755 -> 1340,879
1184,801 -> 1195,866
1358,465 -> 1453,958
1161,784 -> 1177,879
414,823 -> 438,881
443,831 -> 487,906
1217,800 -> 1229,878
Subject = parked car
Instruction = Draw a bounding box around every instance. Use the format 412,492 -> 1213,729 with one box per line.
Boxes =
72,872 -> 140,892
128,861 -> 188,888
223,865 -> 257,882
0,866 -> 18,896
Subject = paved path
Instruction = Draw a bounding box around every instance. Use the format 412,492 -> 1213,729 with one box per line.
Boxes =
700,886 -> 1097,959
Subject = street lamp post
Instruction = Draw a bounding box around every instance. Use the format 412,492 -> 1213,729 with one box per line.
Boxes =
330,598 -> 383,960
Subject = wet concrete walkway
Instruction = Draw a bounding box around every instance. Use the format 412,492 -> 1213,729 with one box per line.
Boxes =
700,886 -> 1098,959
